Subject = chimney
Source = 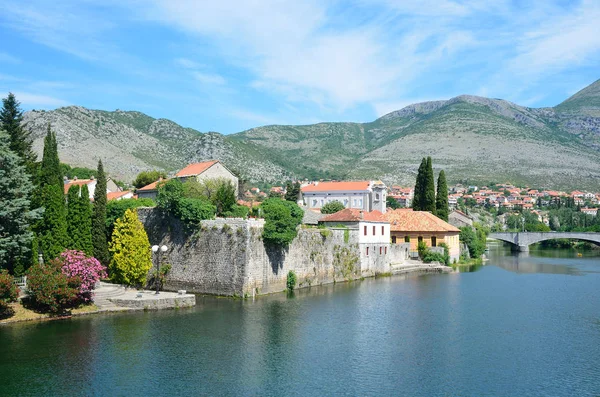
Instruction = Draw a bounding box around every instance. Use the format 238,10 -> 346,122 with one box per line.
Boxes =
73,176 -> 78,181
90,175 -> 95,180
359,210 -> 364,220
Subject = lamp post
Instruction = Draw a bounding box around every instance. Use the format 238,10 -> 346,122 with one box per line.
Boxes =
152,245 -> 168,294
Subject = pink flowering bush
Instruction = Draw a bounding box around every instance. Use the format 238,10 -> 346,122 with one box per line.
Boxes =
57,250 -> 107,302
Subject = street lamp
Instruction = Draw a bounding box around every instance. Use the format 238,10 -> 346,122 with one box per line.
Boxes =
152,245 -> 168,294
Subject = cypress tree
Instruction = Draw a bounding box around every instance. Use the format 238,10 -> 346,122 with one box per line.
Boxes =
412,158 -> 427,210
92,160 -> 109,265
0,93 -> 36,174
38,184 -> 68,261
435,170 -> 449,221
424,157 -> 436,214
38,125 -> 62,189
67,185 -> 93,255
0,131 -> 40,274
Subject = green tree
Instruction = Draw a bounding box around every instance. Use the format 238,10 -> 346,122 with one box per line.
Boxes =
260,198 -> 303,246
106,198 -> 155,239
66,185 -> 93,255
60,163 -> 97,180
92,160 -> 109,266
412,158 -> 426,210
214,180 -> 236,216
157,179 -> 215,227
424,157 -> 436,214
285,181 -> 301,202
435,170 -> 449,221
108,208 -> 152,287
38,184 -> 68,261
386,196 -> 401,210
0,131 -> 40,274
38,125 -> 63,189
133,170 -> 167,189
0,93 -> 36,174
321,201 -> 345,214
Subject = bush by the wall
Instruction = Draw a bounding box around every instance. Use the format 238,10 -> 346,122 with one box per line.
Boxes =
157,179 -> 215,228
260,198 -> 303,246
26,261 -> 79,314
286,270 -> 297,292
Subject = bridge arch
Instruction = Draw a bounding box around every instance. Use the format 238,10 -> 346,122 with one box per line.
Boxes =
488,232 -> 600,252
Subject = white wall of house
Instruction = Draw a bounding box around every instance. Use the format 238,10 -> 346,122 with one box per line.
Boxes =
304,191 -> 370,211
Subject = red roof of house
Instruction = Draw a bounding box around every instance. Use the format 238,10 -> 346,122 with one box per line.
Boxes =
385,209 -> 460,233
302,181 -> 371,192
63,179 -> 94,194
107,191 -> 132,201
320,208 -> 387,223
175,160 -> 219,177
138,179 -> 169,191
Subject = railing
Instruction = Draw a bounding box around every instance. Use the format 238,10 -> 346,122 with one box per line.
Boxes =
13,275 -> 27,290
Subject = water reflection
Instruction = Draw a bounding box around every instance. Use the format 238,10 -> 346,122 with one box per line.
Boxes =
486,244 -> 590,275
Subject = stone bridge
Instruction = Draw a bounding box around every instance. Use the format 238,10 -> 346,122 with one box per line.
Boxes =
488,232 -> 600,252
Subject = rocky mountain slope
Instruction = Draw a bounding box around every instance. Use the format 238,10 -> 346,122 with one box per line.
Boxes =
23,79 -> 600,189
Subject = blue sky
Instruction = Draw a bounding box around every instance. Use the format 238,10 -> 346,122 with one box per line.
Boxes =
0,0 -> 599,134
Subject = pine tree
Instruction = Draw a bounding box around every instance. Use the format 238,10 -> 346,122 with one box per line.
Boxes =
412,158 -> 427,210
435,170 -> 449,221
67,185 -> 93,255
284,181 -> 301,202
92,160 -> 109,265
108,208 -> 152,287
38,184 -> 68,261
0,93 -> 36,174
424,157 -> 436,214
0,131 -> 40,274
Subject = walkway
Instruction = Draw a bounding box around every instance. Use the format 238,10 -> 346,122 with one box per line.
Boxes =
93,281 -> 195,311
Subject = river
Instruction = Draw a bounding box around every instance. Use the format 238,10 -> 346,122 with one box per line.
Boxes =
1,245 -> 599,396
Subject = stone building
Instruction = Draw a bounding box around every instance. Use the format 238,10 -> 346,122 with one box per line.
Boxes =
385,209 -> 460,262
448,209 -> 474,228
301,180 -> 387,213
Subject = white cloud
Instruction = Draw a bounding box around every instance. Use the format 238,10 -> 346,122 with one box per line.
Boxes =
191,71 -> 226,85
13,92 -> 69,107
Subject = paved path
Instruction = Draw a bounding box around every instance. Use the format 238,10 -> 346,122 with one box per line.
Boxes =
93,281 -> 195,311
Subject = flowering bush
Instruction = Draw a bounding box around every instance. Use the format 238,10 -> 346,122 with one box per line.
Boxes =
0,270 -> 19,318
26,261 -> 80,314
58,250 -> 106,302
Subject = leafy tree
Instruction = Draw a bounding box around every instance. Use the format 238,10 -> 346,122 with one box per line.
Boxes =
157,179 -> 215,227
60,163 -> 97,180
38,184 -> 69,261
133,170 -> 167,189
214,180 -> 236,216
260,198 -> 303,246
286,271 -> 297,292
106,198 -> 155,238
92,160 -> 109,266
459,225 -> 487,258
108,209 -> 152,286
0,131 -> 40,274
0,93 -> 36,174
321,200 -> 345,214
424,157 -> 436,214
435,170 -> 449,221
386,196 -> 401,209
66,185 -> 93,255
412,158 -> 426,210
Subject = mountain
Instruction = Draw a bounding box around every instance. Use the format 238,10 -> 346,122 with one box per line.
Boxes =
23,79 -> 600,189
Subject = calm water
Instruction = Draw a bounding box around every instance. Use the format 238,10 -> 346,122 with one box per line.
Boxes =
1,246 -> 599,396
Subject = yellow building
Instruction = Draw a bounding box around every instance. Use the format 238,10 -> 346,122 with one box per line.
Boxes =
385,209 -> 461,262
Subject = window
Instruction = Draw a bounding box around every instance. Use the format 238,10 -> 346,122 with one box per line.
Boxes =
418,236 -> 423,243
373,226 -> 376,235
431,237 -> 437,247
381,226 -> 384,235
385,247 -> 387,255
358,199 -> 363,208
375,193 -> 380,200
366,247 -> 369,256
405,236 -> 410,243
364,226 -> 367,236
312,199 -> 317,207
379,247 -> 382,254
392,236 -> 397,244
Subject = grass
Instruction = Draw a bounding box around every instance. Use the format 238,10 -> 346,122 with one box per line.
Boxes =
0,302 -> 100,325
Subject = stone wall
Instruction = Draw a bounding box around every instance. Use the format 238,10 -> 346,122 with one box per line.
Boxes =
138,208 -> 409,296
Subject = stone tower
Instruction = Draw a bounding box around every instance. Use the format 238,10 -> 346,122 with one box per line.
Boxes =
370,180 -> 387,213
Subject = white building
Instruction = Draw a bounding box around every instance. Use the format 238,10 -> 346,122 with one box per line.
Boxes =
301,180 -> 387,213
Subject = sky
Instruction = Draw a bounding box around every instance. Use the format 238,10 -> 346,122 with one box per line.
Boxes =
0,0 -> 599,134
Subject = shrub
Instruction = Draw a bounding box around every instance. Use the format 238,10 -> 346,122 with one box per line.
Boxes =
26,261 -> 79,314
157,179 -> 215,228
109,209 -> 152,287
286,271 -> 297,292
417,240 -> 428,258
321,201 -> 345,214
0,270 -> 19,317
222,204 -> 249,218
57,250 -> 106,302
106,198 -> 155,237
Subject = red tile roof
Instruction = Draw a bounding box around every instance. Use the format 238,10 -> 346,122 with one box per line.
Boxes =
320,208 -> 387,223
63,179 -> 94,194
302,181 -> 371,192
138,179 -> 169,191
175,160 -> 218,177
385,209 -> 460,233
107,191 -> 132,201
